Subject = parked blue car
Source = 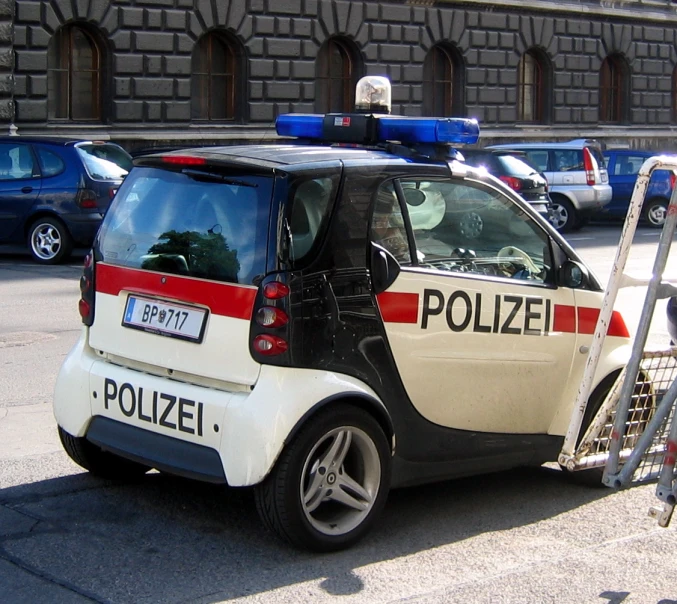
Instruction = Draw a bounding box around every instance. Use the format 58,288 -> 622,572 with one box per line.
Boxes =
601,149 -> 674,228
0,137 -> 132,264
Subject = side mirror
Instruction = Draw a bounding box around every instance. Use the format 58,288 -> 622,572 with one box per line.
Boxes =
370,242 -> 401,294
558,260 -> 589,289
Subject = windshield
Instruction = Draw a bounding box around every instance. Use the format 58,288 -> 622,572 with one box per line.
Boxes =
96,167 -> 272,285
76,143 -> 133,181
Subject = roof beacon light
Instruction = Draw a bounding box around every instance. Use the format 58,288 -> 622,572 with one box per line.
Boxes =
274,76 -> 480,146
354,76 -> 392,114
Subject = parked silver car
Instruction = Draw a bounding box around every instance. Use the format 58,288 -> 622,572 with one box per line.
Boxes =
488,139 -> 612,232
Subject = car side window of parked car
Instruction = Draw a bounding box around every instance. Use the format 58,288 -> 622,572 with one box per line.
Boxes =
553,150 -> 583,172
35,147 -> 66,178
523,150 -> 549,172
0,143 -> 37,180
614,155 -> 644,176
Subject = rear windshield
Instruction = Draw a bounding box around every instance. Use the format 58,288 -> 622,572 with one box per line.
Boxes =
96,167 -> 272,285
494,154 -> 539,177
76,143 -> 133,181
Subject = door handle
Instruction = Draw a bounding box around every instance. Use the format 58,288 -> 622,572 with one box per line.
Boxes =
21,186 -> 33,194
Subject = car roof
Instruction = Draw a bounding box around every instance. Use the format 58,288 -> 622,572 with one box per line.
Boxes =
0,136 -> 123,147
140,143 -> 427,170
604,149 -> 658,155
489,140 -> 600,150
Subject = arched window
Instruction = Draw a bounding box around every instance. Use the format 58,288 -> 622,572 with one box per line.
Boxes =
518,49 -> 551,123
47,25 -> 103,121
599,54 -> 630,124
192,32 -> 243,121
315,38 -> 362,113
422,45 -> 464,117
672,66 -> 677,124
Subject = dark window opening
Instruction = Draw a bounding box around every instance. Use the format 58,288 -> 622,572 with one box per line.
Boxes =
48,26 -> 103,121
192,33 -> 242,121
423,45 -> 464,117
600,54 -> 630,124
315,38 -> 362,113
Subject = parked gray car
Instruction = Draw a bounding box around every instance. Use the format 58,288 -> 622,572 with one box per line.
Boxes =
488,140 -> 612,232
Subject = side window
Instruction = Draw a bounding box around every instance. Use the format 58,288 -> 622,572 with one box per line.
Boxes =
36,147 -> 66,177
289,176 -> 337,261
524,150 -> 549,172
398,178 -> 552,284
553,150 -> 583,172
370,181 -> 412,264
614,154 -> 644,176
0,143 -> 36,180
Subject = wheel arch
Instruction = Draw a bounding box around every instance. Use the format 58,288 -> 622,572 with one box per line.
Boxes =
24,210 -> 70,238
549,191 -> 578,208
285,393 -> 395,455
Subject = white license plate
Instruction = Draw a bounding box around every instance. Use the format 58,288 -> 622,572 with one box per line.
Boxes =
122,295 -> 207,343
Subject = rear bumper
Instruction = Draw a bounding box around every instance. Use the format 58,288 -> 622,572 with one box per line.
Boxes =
551,184 -> 612,213
53,332 -> 384,487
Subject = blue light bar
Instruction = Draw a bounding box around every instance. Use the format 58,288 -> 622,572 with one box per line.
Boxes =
276,114 -> 324,139
378,117 -> 479,145
275,113 -> 480,146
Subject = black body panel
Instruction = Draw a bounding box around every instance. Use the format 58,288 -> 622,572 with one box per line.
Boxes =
87,416 -> 227,484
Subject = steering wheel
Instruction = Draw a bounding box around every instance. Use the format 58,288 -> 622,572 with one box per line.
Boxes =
497,246 -> 539,278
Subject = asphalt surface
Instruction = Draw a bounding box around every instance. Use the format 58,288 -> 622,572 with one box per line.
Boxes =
1,225 -> 677,604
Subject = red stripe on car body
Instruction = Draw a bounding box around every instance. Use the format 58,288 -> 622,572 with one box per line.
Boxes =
553,304 -> 576,333
96,263 -> 257,320
377,292 -> 419,324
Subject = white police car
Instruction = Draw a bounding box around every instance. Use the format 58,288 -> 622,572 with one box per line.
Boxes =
53,77 -> 632,551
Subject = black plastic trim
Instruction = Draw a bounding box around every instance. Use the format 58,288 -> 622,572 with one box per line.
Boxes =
86,416 -> 227,484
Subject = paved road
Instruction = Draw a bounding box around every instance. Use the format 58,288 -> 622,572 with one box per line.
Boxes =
1,227 -> 676,604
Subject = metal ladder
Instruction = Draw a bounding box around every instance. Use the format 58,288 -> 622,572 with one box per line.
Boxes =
558,155 -> 677,526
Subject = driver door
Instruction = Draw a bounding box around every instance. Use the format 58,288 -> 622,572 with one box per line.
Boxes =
373,176 -> 578,434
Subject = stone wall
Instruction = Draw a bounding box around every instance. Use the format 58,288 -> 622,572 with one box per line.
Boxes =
0,0 -> 13,126
10,0 -> 677,150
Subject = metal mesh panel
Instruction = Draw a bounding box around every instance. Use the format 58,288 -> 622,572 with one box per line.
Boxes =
574,349 -> 677,483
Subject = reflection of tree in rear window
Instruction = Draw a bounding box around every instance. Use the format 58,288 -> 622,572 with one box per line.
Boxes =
97,167 -> 272,285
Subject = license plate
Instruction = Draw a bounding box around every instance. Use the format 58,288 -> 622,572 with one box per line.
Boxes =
122,295 -> 207,343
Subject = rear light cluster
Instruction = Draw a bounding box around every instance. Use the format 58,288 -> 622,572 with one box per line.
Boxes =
252,281 -> 290,356
499,175 -> 522,191
670,172 -> 676,190
583,147 -> 597,186
78,251 -> 95,326
76,188 -> 98,209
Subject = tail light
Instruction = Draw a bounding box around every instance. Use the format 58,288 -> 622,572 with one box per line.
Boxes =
251,278 -> 290,358
253,334 -> 288,355
499,175 -> 522,191
670,172 -> 676,190
76,188 -> 98,209
78,251 -> 95,326
583,147 -> 596,186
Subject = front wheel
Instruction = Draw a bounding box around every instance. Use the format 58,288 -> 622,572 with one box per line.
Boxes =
548,198 -> 578,232
254,405 -> 391,552
27,217 -> 73,264
643,198 -> 668,228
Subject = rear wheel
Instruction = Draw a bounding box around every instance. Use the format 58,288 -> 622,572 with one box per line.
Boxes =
643,198 -> 668,228
548,198 -> 578,232
58,426 -> 150,479
27,217 -> 73,264
254,405 -> 391,552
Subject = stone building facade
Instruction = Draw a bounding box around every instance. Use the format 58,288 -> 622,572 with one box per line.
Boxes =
7,0 -> 677,151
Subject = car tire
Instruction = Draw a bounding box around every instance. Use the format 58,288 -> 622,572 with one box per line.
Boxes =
548,197 -> 578,233
643,198 -> 668,228
27,217 -> 74,264
559,371 -> 655,487
58,426 -> 150,480
254,405 -> 391,552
